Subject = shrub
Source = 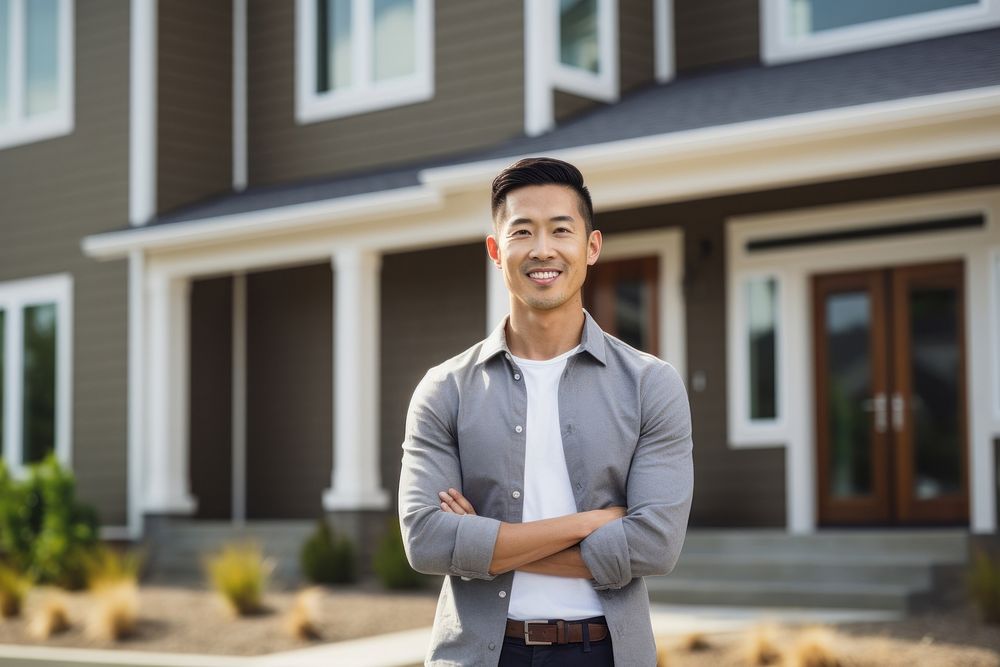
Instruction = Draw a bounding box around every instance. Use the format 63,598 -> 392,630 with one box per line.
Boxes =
374,517 -> 426,590
205,541 -> 274,616
968,547 -> 1000,625
83,543 -> 143,591
0,561 -> 32,618
300,519 -> 356,585
284,587 -> 323,640
0,454 -> 100,590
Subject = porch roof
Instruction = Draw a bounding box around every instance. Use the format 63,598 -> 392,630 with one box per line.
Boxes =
84,26 -> 1000,248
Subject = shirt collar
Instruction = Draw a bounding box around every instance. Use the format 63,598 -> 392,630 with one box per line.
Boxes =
474,308 -> 607,367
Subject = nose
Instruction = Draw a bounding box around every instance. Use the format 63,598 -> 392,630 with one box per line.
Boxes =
528,230 -> 556,260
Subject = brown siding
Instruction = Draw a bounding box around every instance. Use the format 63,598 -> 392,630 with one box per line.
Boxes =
379,242 -> 487,511
673,0 -> 759,74
246,263 -> 333,519
157,0 -> 233,216
189,277 -> 234,520
247,0 -> 524,187
595,159 -> 1000,528
0,1 -> 130,527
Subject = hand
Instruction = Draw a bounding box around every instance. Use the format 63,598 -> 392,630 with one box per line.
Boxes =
585,505 -> 626,533
439,488 -> 477,516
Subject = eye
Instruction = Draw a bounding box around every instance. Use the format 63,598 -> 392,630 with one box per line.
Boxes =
555,227 -> 571,233
511,229 -> 530,236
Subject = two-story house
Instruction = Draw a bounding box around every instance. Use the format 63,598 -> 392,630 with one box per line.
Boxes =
3,0 -> 1000,601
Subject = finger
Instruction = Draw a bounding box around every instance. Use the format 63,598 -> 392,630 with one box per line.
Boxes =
438,491 -> 466,515
441,501 -> 454,513
448,488 -> 477,515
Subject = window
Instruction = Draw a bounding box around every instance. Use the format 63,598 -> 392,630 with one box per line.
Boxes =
0,274 -> 72,475
761,0 -> 1000,64
295,0 -> 434,123
746,276 -> 778,421
552,0 -> 618,102
0,0 -> 73,150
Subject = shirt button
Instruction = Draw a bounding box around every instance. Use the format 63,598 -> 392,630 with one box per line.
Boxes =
498,590 -> 506,598
512,490 -> 521,499
505,353 -> 511,360
514,373 -> 520,380
489,642 -> 496,650
515,425 -> 523,433
461,576 -> 471,581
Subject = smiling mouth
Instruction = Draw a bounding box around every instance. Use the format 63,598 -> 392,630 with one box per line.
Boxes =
526,270 -> 561,285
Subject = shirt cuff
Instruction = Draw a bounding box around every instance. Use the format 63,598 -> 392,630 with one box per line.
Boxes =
579,517 -> 632,590
450,514 -> 502,580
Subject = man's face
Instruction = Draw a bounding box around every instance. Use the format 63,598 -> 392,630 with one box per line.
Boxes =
486,184 -> 602,314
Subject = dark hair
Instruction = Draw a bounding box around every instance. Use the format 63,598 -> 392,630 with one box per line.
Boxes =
490,157 -> 595,234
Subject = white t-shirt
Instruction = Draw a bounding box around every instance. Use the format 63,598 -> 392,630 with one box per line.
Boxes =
506,344 -> 605,620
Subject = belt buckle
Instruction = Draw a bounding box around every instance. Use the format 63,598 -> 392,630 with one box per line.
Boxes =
523,619 -> 552,646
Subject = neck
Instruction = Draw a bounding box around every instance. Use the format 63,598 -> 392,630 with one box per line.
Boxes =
505,299 -> 585,360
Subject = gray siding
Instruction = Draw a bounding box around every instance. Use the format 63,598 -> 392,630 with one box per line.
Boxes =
189,277 -> 234,520
158,0 -> 233,216
247,0 -> 524,187
245,263 -> 333,519
0,1 -> 130,527
673,0 -> 759,74
595,158 -> 1000,528
379,242 -> 487,511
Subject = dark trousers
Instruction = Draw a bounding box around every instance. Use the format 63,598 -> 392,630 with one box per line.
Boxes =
498,616 -> 614,666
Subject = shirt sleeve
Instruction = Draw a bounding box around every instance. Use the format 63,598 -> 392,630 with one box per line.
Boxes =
397,368 -> 502,581
578,361 -> 694,590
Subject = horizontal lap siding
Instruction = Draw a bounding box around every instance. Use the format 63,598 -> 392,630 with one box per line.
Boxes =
247,0 -> 524,187
157,0 -> 233,216
673,0 -> 760,74
595,159 -> 1000,528
0,1 -> 130,527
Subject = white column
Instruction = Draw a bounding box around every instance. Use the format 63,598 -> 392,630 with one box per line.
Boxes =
127,250 -> 146,538
144,272 -> 197,514
323,248 -> 391,511
486,257 -> 510,335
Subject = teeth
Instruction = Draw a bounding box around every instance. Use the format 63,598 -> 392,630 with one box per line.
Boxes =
529,271 -> 559,279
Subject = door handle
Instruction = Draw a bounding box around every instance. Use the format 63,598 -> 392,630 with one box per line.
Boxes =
891,392 -> 905,433
862,393 -> 887,433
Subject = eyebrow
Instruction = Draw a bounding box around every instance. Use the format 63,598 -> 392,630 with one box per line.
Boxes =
508,215 -> 577,227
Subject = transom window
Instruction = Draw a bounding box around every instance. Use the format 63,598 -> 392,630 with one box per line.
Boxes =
0,274 -> 72,476
0,0 -> 73,150
296,0 -> 434,123
552,0 -> 618,102
762,0 -> 1000,64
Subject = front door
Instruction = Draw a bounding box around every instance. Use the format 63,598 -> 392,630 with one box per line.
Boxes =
583,256 -> 659,356
813,261 -> 968,526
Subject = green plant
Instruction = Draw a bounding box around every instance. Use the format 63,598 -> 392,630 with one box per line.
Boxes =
374,517 -> 426,590
968,548 -> 1000,625
300,519 -> 356,584
205,541 -> 274,616
0,454 -> 100,589
0,561 -> 32,618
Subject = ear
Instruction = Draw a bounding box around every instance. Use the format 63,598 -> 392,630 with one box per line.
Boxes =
586,230 -> 603,266
486,234 -> 502,268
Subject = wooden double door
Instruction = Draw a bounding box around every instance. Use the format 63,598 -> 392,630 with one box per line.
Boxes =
813,261 -> 968,526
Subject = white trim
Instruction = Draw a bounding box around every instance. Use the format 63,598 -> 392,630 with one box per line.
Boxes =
232,0 -> 247,191
129,0 -> 156,225
323,247 -> 391,510
993,248 -> 1000,427
126,251 -> 145,539
550,0 -> 619,103
0,273 -> 73,478
726,270 -> 787,446
0,0 -> 74,150
761,0 -> 1000,65
726,187 -> 1000,533
653,0 -> 673,84
523,0 -> 553,136
598,228 -> 686,380
82,87 -> 1000,260
231,272 -> 247,524
295,0 -> 434,124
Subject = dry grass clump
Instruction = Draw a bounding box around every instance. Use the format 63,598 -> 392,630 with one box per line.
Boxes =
785,625 -> 844,667
85,580 -> 140,641
284,586 -> 323,640
679,630 -> 712,652
0,562 -> 31,618
205,541 -> 274,617
26,589 -> 71,639
742,621 -> 783,665
84,544 -> 143,592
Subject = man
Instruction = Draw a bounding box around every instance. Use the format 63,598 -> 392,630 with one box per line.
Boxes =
398,157 -> 694,666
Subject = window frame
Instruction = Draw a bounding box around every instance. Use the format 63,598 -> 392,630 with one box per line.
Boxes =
295,0 -> 434,124
0,273 -> 73,478
0,0 -> 74,150
761,0 -> 1000,65
550,0 -> 618,103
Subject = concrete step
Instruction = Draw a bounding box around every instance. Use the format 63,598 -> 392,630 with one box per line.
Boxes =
680,530 -> 968,561
670,554 -> 932,587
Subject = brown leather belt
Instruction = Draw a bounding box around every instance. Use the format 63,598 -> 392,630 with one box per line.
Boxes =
505,618 -> 609,645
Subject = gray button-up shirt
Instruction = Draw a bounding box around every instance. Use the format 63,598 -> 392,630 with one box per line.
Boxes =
398,309 -> 694,666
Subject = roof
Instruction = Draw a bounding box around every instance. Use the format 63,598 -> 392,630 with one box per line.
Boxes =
122,26 -> 1000,231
